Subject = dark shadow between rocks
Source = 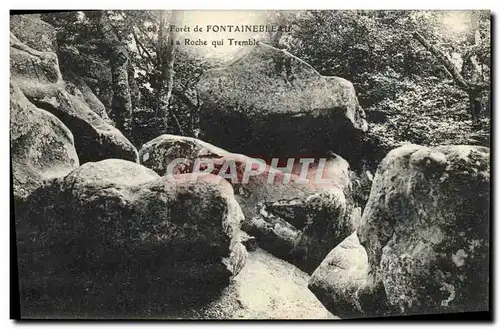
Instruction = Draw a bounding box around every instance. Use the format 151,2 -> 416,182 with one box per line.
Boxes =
17,242 -> 232,319
29,98 -> 137,164
199,109 -> 366,170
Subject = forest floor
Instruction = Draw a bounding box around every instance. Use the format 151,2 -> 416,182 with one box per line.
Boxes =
196,248 -> 336,319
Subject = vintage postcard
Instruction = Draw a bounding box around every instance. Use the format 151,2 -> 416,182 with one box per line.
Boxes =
10,9 -> 491,320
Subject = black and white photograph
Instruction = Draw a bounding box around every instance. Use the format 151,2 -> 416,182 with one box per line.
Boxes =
9,8 -> 492,320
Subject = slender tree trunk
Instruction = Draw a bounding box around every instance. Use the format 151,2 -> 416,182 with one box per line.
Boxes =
156,10 -> 178,132
98,12 -> 133,133
192,91 -> 201,137
270,29 -> 284,48
413,31 -> 470,89
264,11 -> 288,78
127,60 -> 141,109
462,11 -> 483,84
413,31 -> 487,122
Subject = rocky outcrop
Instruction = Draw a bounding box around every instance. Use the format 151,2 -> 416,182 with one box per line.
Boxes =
62,70 -> 113,124
10,14 -> 57,52
248,186 -> 361,274
16,159 -> 247,316
10,83 -> 79,201
197,43 -> 368,165
308,232 -> 387,319
308,145 -> 490,318
139,134 -> 361,273
358,144 -> 490,315
10,32 -> 138,164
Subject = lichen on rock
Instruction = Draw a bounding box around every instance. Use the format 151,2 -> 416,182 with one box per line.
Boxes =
357,144 -> 490,315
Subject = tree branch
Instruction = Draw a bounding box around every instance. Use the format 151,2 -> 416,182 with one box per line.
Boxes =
413,31 -> 471,91
170,107 -> 185,136
132,29 -> 154,62
259,42 -> 320,74
136,25 -> 156,45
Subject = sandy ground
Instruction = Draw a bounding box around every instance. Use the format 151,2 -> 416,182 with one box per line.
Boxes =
198,248 -> 337,319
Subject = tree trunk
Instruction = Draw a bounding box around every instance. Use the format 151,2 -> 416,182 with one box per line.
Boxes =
413,31 -> 486,122
470,96 -> 482,123
268,15 -> 286,76
462,12 -> 484,84
156,11 -> 178,132
413,31 -> 470,90
127,60 -> 141,109
270,29 -> 284,48
171,88 -> 199,137
98,12 -> 133,133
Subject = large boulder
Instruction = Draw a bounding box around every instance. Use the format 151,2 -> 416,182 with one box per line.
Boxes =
10,83 -> 79,201
62,70 -> 113,124
10,32 -> 138,163
249,185 -> 361,274
139,134 -> 361,273
139,134 -> 231,176
357,144 -> 490,316
197,44 -> 368,166
16,159 -> 247,317
308,232 -> 388,318
10,14 -> 57,52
